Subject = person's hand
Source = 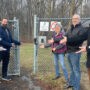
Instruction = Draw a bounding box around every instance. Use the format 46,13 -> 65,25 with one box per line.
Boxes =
0,47 -> 6,51
76,46 -> 86,53
39,44 -> 45,48
48,38 -> 54,44
52,48 -> 56,51
60,36 -> 67,44
11,43 -> 15,48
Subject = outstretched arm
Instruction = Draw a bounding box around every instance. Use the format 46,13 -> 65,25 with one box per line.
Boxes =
39,43 -> 51,48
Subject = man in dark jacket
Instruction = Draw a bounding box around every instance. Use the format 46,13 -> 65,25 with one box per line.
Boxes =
0,19 -> 21,81
60,15 -> 90,83
63,26 -> 90,83
74,28 -> 90,83
62,14 -> 84,90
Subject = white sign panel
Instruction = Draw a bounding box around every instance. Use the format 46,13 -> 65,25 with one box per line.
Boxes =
40,22 -> 49,31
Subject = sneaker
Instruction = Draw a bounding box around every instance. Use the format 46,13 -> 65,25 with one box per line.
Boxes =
52,76 -> 61,80
64,83 -> 73,89
2,76 -> 11,81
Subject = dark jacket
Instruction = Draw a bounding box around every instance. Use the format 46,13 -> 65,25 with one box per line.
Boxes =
86,28 -> 90,55
66,23 -> 86,53
64,25 -> 90,53
45,31 -> 67,54
53,24 -> 90,54
0,26 -> 21,52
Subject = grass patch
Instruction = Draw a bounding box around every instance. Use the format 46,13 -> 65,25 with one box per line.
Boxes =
20,43 -> 87,90
20,43 -> 34,70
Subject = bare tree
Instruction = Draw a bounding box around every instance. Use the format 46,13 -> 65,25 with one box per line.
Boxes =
0,0 -> 87,42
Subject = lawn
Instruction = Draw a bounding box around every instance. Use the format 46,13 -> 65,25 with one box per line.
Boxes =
20,43 -> 34,70
0,44 -> 88,90
19,43 -> 88,90
20,43 -> 87,72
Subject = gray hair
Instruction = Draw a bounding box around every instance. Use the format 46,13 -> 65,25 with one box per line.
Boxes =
55,22 -> 62,28
73,14 -> 81,21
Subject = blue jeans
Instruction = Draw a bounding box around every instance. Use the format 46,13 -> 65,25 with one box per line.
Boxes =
67,53 -> 81,90
53,53 -> 68,81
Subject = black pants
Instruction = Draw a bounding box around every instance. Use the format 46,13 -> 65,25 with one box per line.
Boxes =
0,51 -> 10,78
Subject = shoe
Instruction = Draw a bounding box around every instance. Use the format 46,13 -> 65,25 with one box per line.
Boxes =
2,76 -> 11,81
52,76 -> 60,80
64,84 -> 73,89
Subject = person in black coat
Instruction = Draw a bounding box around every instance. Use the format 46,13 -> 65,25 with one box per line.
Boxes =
60,21 -> 90,82
71,27 -> 90,82
0,19 -> 21,81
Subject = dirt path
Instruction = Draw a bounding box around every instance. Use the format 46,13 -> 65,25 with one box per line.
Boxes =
0,70 -> 89,90
0,68 -> 42,90
0,75 -> 42,90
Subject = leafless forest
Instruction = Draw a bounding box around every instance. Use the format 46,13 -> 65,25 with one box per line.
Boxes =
0,0 -> 90,42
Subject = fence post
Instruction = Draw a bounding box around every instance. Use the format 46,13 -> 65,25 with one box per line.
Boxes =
15,18 -> 20,76
34,15 -> 38,74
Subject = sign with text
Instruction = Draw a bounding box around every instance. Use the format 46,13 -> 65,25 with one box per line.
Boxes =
40,22 -> 49,31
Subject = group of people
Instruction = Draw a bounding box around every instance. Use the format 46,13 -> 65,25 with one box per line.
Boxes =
0,19 -> 21,81
40,14 -> 90,90
0,14 -> 89,90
